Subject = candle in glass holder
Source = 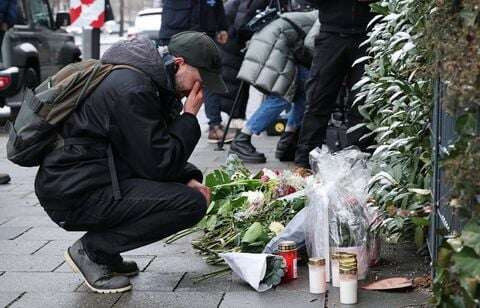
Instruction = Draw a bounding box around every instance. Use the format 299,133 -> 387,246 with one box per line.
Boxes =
331,252 -> 356,287
339,257 -> 358,304
308,257 -> 326,294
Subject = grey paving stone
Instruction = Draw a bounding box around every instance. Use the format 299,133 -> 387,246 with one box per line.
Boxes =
0,227 -> 30,240
76,272 -> 184,292
0,272 -> 83,292
0,240 -> 48,255
175,271 -> 251,292
122,241 -> 195,257
55,255 -> 154,273
18,227 -> 85,241
220,291 -> 324,308
10,292 -> 120,308
32,240 -> 72,255
326,286 -> 431,307
0,292 -> 23,307
114,291 -> 223,308
0,206 -> 44,218
1,216 -> 57,228
0,255 -> 64,272
144,255 -> 220,273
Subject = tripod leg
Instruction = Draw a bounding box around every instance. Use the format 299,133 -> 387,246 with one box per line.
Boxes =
215,81 -> 247,151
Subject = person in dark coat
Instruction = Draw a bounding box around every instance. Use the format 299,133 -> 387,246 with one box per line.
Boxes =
0,0 -> 16,185
204,0 -> 268,143
158,0 -> 229,45
294,0 -> 376,168
35,32 -> 227,294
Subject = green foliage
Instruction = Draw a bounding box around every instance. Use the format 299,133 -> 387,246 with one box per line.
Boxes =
426,0 -> 480,305
355,0 -> 433,244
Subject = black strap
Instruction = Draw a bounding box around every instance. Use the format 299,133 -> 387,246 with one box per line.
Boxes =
107,144 -> 122,200
281,16 -> 306,39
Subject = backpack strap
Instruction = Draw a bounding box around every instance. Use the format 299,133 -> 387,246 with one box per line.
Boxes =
281,16 -> 307,39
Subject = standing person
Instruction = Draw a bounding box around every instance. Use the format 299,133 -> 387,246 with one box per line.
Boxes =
231,10 -> 318,163
0,0 -> 16,51
0,0 -> 16,184
204,0 -> 268,143
294,0 -> 375,168
34,32 -> 227,293
158,0 -> 229,45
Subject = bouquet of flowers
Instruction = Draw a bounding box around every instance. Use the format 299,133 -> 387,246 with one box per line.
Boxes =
165,155 -> 307,265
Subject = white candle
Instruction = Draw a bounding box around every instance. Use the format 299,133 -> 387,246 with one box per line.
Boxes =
308,258 -> 326,294
339,279 -> 358,304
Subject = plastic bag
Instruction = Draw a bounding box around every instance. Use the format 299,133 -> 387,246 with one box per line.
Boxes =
305,146 -> 372,280
263,207 -> 307,254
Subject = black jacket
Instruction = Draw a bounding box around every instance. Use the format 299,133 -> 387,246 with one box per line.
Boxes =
216,0 -> 267,112
159,0 -> 228,40
35,39 -> 203,210
310,0 -> 375,34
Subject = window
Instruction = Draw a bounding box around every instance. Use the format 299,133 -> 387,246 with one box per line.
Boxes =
29,0 -> 52,28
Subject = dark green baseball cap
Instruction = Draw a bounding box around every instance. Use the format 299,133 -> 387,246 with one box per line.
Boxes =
168,31 -> 228,94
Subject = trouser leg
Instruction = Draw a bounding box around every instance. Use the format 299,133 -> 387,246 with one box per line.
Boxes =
204,90 -> 223,126
65,179 -> 207,264
294,32 -> 352,167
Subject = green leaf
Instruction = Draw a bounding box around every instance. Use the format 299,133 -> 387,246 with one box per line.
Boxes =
205,169 -> 231,188
217,200 -> 232,216
455,113 -> 477,137
451,247 -> 480,279
461,221 -> 480,255
241,222 -> 265,244
206,215 -> 218,232
414,225 -> 425,249
408,188 -> 431,195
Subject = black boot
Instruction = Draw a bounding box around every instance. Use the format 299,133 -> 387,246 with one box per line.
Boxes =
275,131 -> 299,161
109,258 -> 139,277
65,240 -> 132,294
229,132 -> 266,163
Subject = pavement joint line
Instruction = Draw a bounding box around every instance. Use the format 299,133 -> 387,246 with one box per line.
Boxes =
172,272 -> 187,292
0,271 -> 5,277
30,240 -> 51,255
0,217 -> 13,226
5,291 -> 26,308
51,260 -> 66,272
216,292 -> 226,308
110,292 -> 124,308
74,281 -> 86,292
9,226 -> 33,240
141,255 -> 157,272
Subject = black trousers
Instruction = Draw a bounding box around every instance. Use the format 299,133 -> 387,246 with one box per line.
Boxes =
295,31 -> 369,167
44,178 -> 207,264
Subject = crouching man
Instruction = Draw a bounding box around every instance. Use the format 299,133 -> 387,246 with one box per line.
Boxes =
34,32 -> 227,293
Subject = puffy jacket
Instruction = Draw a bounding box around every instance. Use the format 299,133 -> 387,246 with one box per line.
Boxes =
237,11 -> 318,102
35,39 -> 203,210
159,0 -> 228,40
0,0 -> 17,27
308,0 -> 376,34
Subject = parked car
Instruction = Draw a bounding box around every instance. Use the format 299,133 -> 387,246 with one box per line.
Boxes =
127,8 -> 162,42
0,0 -> 81,123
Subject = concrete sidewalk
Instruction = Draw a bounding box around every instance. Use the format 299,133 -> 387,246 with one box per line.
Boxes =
0,98 -> 432,307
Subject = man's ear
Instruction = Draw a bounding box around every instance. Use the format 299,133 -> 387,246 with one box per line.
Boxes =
174,57 -> 185,66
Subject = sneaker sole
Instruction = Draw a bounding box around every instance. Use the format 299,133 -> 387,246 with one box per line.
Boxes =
64,250 -> 132,294
207,137 -> 233,144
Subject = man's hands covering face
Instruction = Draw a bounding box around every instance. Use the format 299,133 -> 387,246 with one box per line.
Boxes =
187,179 -> 211,205
183,81 -> 204,116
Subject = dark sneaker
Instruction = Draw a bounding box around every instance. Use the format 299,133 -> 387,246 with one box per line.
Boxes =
229,132 -> 266,163
65,240 -> 132,294
109,258 -> 139,277
208,125 -> 236,144
275,131 -> 299,161
0,173 -> 11,185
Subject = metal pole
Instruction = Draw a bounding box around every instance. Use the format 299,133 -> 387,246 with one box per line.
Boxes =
119,0 -> 124,37
81,28 -> 101,59
215,81 -> 246,151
